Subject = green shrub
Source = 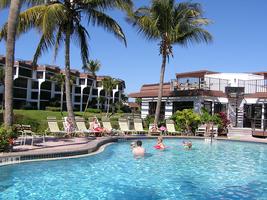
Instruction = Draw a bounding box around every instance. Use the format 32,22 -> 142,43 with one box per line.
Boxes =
144,115 -> 155,129
86,108 -> 102,113
171,109 -> 201,134
46,106 -> 61,112
0,126 -> 17,152
14,114 -> 41,132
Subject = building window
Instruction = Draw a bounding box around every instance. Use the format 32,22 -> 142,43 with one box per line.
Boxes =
40,91 -> 51,100
87,79 -> 93,86
97,81 -> 102,87
37,71 -> 43,79
31,92 -> 38,99
19,67 -> 32,78
92,89 -> 98,95
32,81 -> 39,89
203,101 -> 212,114
74,96 -> 81,102
41,81 -> 52,90
13,88 -> 27,99
149,102 -> 165,118
45,72 -> 54,80
173,101 -> 194,113
214,103 -> 227,114
75,87 -> 81,94
14,78 -> 28,88
79,79 -> 85,85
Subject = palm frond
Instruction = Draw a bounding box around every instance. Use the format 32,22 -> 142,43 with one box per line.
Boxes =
33,33 -> 55,65
73,24 -> 90,67
53,26 -> 63,63
84,8 -> 127,46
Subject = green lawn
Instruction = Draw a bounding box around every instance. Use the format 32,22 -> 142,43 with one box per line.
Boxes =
0,110 -> 127,133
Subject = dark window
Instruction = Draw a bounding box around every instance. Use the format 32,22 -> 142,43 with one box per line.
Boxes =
203,101 -> 212,114
19,67 -> 32,78
37,71 -> 43,79
31,92 -> 38,99
54,94 -> 61,101
87,79 -> 93,86
243,104 -> 262,129
100,90 -> 105,96
40,91 -> 51,100
13,88 -> 27,99
32,81 -> 39,89
79,79 -> 85,85
83,87 -> 90,94
45,72 -> 54,80
115,92 -> 119,97
92,89 -> 98,95
75,87 -> 81,93
214,103 -> 227,114
118,84 -> 124,90
74,96 -> 81,102
41,81 -> 52,90
97,81 -> 102,87
149,102 -> 165,118
55,84 -> 61,92
14,78 -> 28,88
83,95 -> 88,103
173,101 -> 194,113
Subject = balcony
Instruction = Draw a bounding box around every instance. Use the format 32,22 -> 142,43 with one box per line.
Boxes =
171,77 -> 229,92
238,79 -> 267,94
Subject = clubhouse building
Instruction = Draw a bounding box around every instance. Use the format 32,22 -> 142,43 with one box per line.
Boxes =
0,56 -> 125,111
129,70 -> 267,130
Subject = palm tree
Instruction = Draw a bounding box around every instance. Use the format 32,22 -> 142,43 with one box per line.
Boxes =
128,0 -> 212,125
51,73 -> 65,113
0,0 -> 132,123
82,59 -> 101,115
102,77 -> 119,116
0,0 -> 48,127
0,67 -> 5,112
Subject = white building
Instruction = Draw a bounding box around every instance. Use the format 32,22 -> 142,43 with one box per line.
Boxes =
129,70 -> 267,130
0,56 -> 125,111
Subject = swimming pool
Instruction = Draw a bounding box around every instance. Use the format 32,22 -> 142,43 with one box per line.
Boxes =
1,139 -> 267,200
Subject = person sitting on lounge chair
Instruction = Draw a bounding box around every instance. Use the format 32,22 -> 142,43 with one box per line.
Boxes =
64,117 -> 75,137
150,123 -> 159,132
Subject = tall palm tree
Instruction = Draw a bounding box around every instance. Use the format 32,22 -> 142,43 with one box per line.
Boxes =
0,0 -> 132,123
0,0 -> 48,127
51,73 -> 65,113
82,59 -> 100,115
128,0 -> 212,124
102,77 -> 119,116
0,67 -> 5,112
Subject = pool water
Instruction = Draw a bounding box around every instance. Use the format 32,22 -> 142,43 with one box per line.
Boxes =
1,139 -> 267,200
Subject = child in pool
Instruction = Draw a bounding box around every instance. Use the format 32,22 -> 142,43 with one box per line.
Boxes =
183,141 -> 192,150
154,136 -> 165,149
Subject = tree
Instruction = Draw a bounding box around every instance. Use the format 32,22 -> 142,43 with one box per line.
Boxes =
82,59 -> 100,115
51,73 -> 65,113
0,0 -> 49,127
0,67 -> 5,112
128,0 -> 212,125
102,77 -> 119,116
0,0 -> 132,123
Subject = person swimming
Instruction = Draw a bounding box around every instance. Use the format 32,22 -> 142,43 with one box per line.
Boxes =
183,141 -> 192,150
132,140 -> 145,157
154,136 -> 165,149
130,141 -> 136,149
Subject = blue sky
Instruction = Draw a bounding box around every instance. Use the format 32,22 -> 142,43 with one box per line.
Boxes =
1,0 -> 267,95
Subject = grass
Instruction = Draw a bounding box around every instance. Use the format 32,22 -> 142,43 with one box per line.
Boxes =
1,110 -> 129,133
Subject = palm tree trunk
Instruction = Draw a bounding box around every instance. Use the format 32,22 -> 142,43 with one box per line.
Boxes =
154,40 -> 167,125
60,83 -> 64,114
106,95 -> 110,117
83,85 -> 93,116
64,25 -> 75,122
4,0 -> 21,127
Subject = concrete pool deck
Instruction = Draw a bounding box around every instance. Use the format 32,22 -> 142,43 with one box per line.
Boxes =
1,134 -> 267,165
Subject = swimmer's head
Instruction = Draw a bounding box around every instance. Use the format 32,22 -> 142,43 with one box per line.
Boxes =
130,142 -> 136,148
136,140 -> 142,147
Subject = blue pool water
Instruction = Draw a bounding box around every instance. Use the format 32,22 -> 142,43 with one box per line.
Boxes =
1,139 -> 267,200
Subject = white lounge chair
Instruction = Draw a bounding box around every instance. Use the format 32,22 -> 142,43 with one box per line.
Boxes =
196,124 -> 207,136
133,118 -> 148,135
118,118 -> 135,135
46,117 -> 67,137
75,117 -> 95,136
102,117 -> 119,136
166,120 -> 180,135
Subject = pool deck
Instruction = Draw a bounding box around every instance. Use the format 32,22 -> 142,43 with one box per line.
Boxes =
0,134 -> 267,165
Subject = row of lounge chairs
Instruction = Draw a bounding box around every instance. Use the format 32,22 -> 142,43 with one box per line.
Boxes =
46,117 -> 181,137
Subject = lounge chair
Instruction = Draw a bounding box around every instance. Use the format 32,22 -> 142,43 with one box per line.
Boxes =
88,117 -> 104,137
133,118 -> 148,135
75,117 -> 95,136
102,117 -> 118,136
166,120 -> 180,135
118,118 -> 136,135
196,124 -> 207,136
21,124 -> 45,145
46,117 -> 67,137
